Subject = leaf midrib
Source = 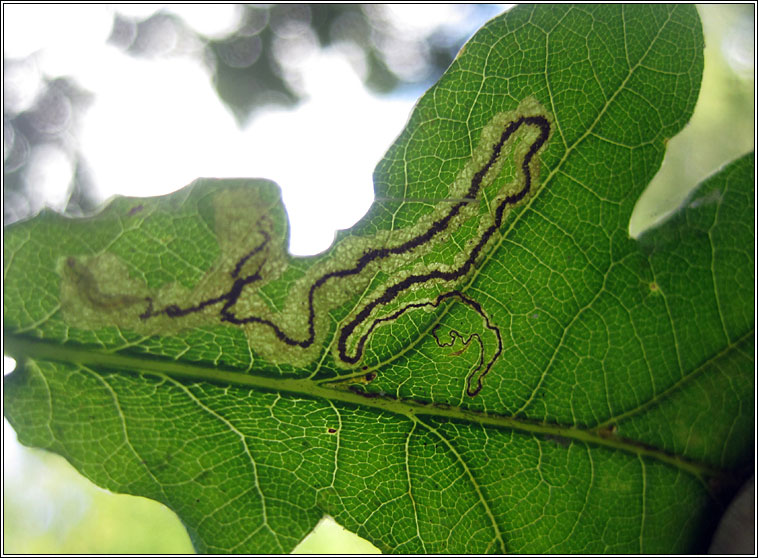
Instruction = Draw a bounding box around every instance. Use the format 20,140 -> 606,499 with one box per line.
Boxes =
5,332 -> 724,482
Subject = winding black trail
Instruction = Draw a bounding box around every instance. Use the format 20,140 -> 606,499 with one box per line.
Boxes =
141,114 -> 551,395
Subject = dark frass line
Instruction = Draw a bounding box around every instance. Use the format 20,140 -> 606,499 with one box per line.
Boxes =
141,115 -> 551,396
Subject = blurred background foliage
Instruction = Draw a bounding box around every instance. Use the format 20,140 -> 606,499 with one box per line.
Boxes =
3,4 -> 499,224
2,3 -> 754,554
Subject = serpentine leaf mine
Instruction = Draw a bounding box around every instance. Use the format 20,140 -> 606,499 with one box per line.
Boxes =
60,97 -> 551,396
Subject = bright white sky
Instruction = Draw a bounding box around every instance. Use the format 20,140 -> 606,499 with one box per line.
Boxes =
3,4 -> 497,254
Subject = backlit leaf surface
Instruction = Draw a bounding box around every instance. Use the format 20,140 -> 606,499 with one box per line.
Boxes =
4,5 -> 753,553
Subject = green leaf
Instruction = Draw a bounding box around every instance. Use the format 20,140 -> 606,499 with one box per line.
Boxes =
4,5 -> 753,553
